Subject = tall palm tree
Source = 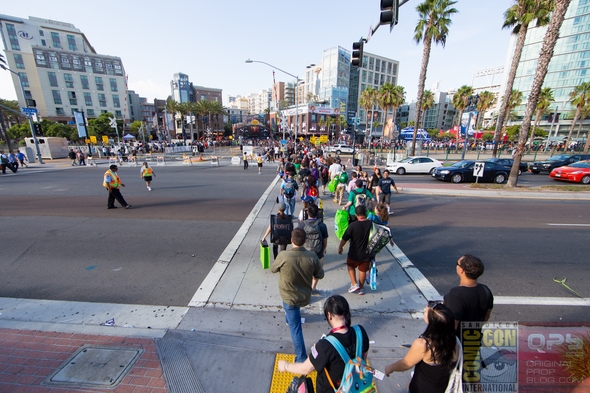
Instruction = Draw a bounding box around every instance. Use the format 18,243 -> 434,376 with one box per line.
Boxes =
451,85 -> 474,149
412,0 -> 458,155
190,101 -> 205,140
576,103 -> 590,138
176,102 -> 193,144
420,89 -> 435,130
507,0 -> 570,187
493,0 -> 553,157
336,115 -> 348,142
165,99 -> 178,140
359,87 -> 378,137
530,87 -> 554,144
566,81 -> 590,146
475,90 -> 496,130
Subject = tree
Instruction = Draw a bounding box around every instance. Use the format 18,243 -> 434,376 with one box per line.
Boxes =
566,81 -> 590,146
129,121 -> 142,134
412,0 -> 458,155
530,87 -> 554,144
46,122 -> 77,140
378,84 -> 405,140
420,89 -> 435,129
474,91 -> 496,130
493,0 -> 553,157
88,112 -> 118,140
451,85 -> 474,149
359,87 -> 378,137
508,0 -> 570,187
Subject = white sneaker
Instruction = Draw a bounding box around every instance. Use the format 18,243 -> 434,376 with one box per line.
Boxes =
147,187 -> 151,191
348,283 -> 360,293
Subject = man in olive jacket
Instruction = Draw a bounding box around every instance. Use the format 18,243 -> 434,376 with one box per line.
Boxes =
271,227 -> 324,363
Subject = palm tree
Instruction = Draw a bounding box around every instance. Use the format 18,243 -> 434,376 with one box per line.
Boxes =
493,0 -> 553,157
165,99 -> 178,140
359,87 -> 378,137
412,0 -> 458,155
379,84 -> 405,140
566,81 -> 590,146
507,0 -> 570,187
475,91 -> 496,130
336,115 -> 348,142
576,103 -> 590,138
530,87 -> 554,144
420,89 -> 435,130
175,102 -> 192,144
451,85 -> 474,150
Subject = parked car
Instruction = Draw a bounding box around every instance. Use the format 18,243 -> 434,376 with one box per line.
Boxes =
431,160 -> 510,184
326,144 -> 354,154
530,154 -> 590,174
485,157 -> 528,175
386,156 -> 443,174
549,160 -> 590,184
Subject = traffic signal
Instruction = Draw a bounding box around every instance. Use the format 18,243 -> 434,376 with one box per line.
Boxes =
34,123 -> 43,136
380,0 -> 399,30
351,41 -> 364,67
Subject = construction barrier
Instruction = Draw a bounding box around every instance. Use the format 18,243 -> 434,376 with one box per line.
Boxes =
231,156 -> 241,166
157,156 -> 166,166
145,153 -> 153,162
183,154 -> 193,166
210,156 -> 219,166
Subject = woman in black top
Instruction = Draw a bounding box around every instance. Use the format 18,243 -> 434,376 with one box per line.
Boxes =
261,201 -> 292,259
385,302 -> 459,393
369,168 -> 382,201
277,295 -> 370,393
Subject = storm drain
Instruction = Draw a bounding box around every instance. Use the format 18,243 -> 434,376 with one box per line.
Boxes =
42,345 -> 143,389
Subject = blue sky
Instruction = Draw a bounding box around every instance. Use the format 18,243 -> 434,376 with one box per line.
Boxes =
1,0 -> 515,105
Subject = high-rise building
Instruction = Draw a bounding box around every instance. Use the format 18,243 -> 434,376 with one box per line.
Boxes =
507,0 -> 590,138
0,14 -> 128,122
171,72 -> 193,103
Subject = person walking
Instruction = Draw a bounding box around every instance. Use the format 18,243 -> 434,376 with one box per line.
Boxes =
271,228 -> 324,363
342,179 -> 375,223
369,168 -> 382,201
377,170 -> 398,214
0,150 -> 16,174
385,302 -> 460,393
8,151 -> 19,171
277,295 -> 370,393
257,153 -> 263,174
16,150 -> 27,168
77,150 -> 86,166
338,205 -> 372,295
68,150 -> 77,166
140,162 -> 155,191
243,152 -> 249,170
262,201 -> 293,259
103,164 -> 132,209
280,172 -> 299,216
298,204 -> 328,293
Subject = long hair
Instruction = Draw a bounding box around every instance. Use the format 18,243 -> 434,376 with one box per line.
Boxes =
421,304 -> 456,369
323,295 -> 351,327
375,203 -> 389,223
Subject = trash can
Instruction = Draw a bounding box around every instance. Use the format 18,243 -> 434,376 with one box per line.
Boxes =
19,146 -> 35,163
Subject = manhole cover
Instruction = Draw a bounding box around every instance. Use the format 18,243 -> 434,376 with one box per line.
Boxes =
43,345 -> 144,389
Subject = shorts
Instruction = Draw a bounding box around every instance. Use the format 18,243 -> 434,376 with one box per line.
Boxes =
143,176 -> 152,182
346,257 -> 370,272
379,193 -> 391,204
258,163 -> 263,168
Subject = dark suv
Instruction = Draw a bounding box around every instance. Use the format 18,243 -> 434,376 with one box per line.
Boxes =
530,154 -> 590,174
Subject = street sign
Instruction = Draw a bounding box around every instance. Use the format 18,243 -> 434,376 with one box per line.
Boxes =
109,118 -> 117,128
21,107 -> 37,115
473,162 -> 485,178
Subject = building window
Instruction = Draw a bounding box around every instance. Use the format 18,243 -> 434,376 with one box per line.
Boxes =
201,95 -> 206,101
387,62 -> 392,74
115,110 -> 122,117
80,75 -> 89,89
368,72 -> 373,85
67,34 -> 77,51
110,78 -> 118,92
48,72 -> 58,87
68,91 -> 77,105
392,63 -> 397,75
52,90 -> 62,105
98,93 -> 107,107
39,30 -> 44,36
14,54 -> 25,69
56,107 -> 65,115
18,72 -> 29,87
51,32 -> 61,48
84,92 -> 93,106
95,77 -> 104,91
6,24 -> 20,50
101,110 -> 108,114
87,109 -> 95,116
112,94 -> 120,108
376,59 -> 381,71
24,90 -> 33,100
41,39 -> 46,46
368,57 -> 374,71
64,73 -> 74,88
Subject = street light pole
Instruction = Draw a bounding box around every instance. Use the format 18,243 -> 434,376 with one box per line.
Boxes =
1,64 -> 44,164
245,59 -> 300,151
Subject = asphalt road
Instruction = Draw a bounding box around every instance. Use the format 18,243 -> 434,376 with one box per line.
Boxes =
389,194 -> 590,323
0,163 -> 276,306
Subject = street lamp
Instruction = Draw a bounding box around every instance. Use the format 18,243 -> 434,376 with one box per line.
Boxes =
1,64 -> 44,164
245,59 -> 300,150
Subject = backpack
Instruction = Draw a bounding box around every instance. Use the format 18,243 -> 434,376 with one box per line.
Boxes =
307,185 -> 319,198
339,172 -> 349,184
283,179 -> 297,199
352,190 -> 367,208
302,220 -> 323,257
270,214 -> 293,245
321,165 -> 329,179
324,326 -> 375,393
366,223 -> 392,257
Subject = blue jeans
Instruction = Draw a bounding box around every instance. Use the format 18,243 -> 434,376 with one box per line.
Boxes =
283,301 -> 307,363
285,197 -> 296,216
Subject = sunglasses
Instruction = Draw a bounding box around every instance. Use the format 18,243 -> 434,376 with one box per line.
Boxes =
427,300 -> 443,309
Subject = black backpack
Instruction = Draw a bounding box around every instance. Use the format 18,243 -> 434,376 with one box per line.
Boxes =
302,220 -> 323,257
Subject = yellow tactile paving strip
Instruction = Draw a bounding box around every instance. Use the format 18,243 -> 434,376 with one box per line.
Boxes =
269,353 -> 378,393
269,353 -> 317,393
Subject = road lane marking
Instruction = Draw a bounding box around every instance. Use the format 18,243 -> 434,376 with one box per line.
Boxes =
494,296 -> 590,306
547,223 -> 590,227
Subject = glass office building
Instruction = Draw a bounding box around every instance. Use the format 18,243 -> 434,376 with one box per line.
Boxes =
510,0 -> 590,136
